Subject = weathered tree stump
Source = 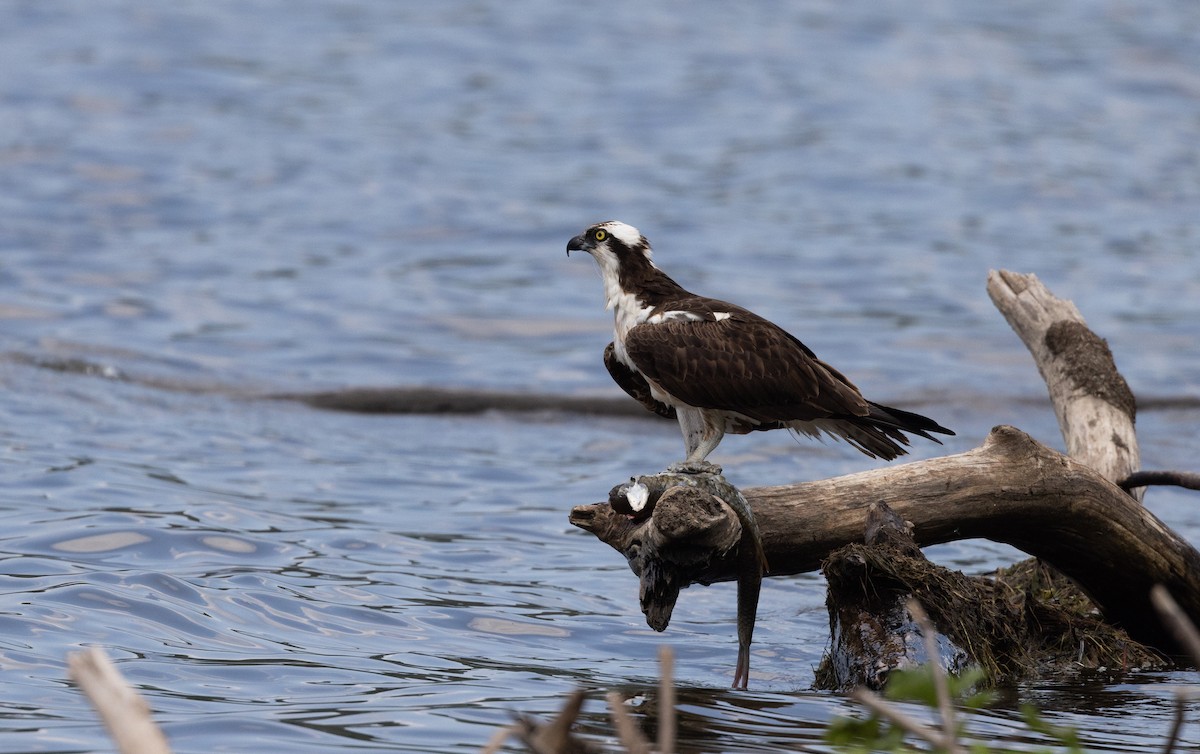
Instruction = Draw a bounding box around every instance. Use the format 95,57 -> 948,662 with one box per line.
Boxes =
814,499 -> 1169,691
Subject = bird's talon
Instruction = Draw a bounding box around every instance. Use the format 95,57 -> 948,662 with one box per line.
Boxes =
667,460 -> 723,476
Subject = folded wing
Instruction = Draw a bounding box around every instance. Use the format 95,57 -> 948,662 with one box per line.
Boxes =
622,303 -> 872,424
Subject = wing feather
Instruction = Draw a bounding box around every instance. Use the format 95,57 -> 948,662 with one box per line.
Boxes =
603,341 -> 676,419
623,301 -> 870,423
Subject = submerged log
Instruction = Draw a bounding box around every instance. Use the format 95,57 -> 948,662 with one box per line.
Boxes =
281,386 -> 648,418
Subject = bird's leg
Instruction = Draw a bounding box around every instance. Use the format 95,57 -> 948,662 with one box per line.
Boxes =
669,460 -> 724,475
669,407 -> 724,475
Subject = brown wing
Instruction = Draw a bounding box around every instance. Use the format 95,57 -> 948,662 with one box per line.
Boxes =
622,304 -> 871,424
603,341 -> 676,420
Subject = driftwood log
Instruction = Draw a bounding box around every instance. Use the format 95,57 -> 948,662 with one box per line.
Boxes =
572,426 -> 1200,653
569,270 -> 1200,682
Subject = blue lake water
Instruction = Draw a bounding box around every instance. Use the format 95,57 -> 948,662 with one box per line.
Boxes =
2,1 -> 1199,751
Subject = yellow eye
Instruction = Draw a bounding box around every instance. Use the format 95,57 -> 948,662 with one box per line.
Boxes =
593,229 -> 607,242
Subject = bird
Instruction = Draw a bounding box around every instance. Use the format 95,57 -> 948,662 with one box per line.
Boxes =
566,220 -> 954,471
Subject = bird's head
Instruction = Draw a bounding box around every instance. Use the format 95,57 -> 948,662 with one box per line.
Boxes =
566,221 -> 653,270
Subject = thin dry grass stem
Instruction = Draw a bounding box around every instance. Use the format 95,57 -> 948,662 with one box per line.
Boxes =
657,646 -> 676,754
1160,687 -> 1197,754
1150,586 -> 1200,754
67,648 -> 173,754
514,719 -> 556,754
483,647 -> 679,753
849,687 -> 955,751
1151,585 -> 1200,666
606,691 -> 651,754
528,689 -> 588,753
480,724 -> 516,754
907,599 -> 961,754
482,689 -> 593,754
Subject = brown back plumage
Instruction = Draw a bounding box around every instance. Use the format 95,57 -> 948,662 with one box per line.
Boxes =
623,299 -> 870,424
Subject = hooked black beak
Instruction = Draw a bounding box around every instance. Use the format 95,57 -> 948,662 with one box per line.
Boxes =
566,234 -> 589,257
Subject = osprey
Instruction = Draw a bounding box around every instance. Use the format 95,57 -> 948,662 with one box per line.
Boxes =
567,220 -> 954,467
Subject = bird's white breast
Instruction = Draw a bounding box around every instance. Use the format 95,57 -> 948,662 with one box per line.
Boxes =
610,297 -> 734,380
610,289 -> 652,364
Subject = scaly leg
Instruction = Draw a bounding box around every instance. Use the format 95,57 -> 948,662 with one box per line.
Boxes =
670,406 -> 724,475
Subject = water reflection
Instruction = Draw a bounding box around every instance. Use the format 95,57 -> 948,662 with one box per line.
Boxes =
2,0 -> 1199,751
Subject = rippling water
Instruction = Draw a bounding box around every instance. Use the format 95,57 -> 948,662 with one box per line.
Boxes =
2,1 -> 1200,751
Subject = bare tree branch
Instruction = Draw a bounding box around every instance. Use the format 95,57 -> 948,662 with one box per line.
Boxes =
67,648 -> 172,754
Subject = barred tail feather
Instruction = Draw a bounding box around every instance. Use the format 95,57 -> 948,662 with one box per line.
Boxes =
791,403 -> 955,461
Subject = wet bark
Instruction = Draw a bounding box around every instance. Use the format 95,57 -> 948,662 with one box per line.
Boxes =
816,501 -> 1019,691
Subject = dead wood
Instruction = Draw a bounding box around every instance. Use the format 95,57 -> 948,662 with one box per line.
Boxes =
816,501 -> 987,691
571,424 -> 1200,653
569,269 -> 1200,681
1120,470 -> 1200,493
281,386 -> 648,417
987,269 -> 1141,499
68,648 -> 173,754
481,688 -> 602,754
814,501 -> 1169,690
